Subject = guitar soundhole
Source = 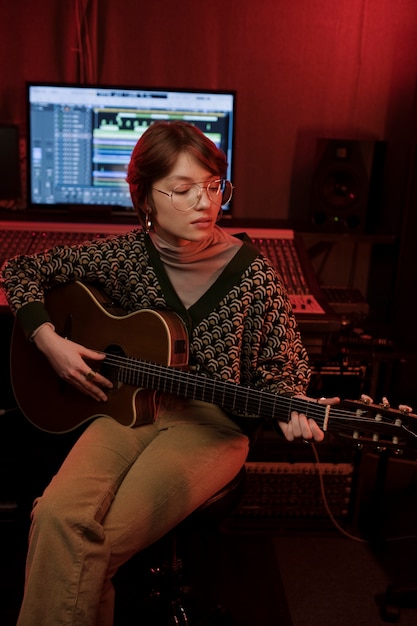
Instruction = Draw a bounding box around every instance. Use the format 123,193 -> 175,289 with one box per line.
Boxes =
101,344 -> 125,389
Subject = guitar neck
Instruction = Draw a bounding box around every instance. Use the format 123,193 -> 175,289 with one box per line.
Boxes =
113,353 -> 324,422
113,354 -> 417,454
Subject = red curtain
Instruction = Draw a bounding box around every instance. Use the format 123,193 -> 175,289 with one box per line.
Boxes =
1,0 -> 417,227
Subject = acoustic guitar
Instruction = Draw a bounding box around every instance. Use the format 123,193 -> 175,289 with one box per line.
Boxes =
10,281 -> 417,457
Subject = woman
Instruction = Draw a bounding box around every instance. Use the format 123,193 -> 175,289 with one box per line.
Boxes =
0,120 -> 327,626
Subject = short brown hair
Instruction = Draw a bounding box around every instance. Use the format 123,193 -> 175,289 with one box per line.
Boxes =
126,121 -> 228,225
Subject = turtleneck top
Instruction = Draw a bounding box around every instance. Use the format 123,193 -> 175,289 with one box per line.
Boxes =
149,226 -> 242,309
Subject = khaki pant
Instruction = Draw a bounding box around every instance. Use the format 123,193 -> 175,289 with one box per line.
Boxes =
17,399 -> 249,626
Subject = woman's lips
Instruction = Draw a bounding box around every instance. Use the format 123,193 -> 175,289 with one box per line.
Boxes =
190,218 -> 212,227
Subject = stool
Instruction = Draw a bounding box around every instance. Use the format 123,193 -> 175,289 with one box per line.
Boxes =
144,466 -> 246,626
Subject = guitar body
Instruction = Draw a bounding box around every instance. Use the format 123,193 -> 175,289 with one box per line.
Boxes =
10,281 -> 189,433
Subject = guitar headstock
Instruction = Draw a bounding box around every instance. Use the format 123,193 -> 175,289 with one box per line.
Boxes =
341,396 -> 417,424
332,395 -> 417,457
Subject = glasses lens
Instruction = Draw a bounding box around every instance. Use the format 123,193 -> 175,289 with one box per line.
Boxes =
221,180 -> 233,206
171,180 -> 233,211
171,183 -> 199,211
206,180 -> 221,200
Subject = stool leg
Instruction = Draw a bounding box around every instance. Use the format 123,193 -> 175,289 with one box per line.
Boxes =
167,533 -> 189,625
147,531 -> 190,625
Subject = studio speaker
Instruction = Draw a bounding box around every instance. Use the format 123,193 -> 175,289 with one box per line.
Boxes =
309,138 -> 386,232
0,124 -> 21,201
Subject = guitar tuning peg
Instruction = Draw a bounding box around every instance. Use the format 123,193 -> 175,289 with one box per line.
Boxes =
381,396 -> 390,408
398,404 -> 413,414
360,394 -> 374,405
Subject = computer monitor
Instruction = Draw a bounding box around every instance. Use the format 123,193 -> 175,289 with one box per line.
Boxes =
26,82 -> 236,221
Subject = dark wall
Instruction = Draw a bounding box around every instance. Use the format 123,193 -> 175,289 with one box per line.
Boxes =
0,0 -> 416,233
392,83 -> 417,353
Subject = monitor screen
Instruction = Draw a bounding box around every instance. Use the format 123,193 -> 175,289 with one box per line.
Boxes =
26,82 -> 236,220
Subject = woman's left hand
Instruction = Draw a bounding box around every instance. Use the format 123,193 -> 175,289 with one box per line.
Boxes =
278,396 -> 340,442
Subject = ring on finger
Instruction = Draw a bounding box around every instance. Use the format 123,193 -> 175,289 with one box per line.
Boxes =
85,369 -> 96,382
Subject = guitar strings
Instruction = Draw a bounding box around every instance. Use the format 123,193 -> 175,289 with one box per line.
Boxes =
102,351 -> 331,422
101,352 -> 416,443
101,352 -> 392,424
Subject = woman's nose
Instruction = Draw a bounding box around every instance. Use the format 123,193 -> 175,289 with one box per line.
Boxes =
195,186 -> 212,209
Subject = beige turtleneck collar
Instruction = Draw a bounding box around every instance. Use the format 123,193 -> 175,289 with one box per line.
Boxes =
149,226 -> 242,309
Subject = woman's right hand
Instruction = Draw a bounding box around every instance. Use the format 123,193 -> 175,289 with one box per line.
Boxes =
33,323 -> 113,401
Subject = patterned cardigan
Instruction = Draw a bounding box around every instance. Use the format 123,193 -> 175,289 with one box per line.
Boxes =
0,229 -> 311,426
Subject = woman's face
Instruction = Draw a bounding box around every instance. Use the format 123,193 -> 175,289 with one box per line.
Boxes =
150,151 -> 222,246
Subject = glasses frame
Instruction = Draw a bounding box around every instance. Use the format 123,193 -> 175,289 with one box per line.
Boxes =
153,179 -> 234,212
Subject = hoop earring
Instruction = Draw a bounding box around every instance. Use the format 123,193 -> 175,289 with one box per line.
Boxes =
144,209 -> 153,233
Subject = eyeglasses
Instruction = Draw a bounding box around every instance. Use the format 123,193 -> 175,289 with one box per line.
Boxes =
153,179 -> 234,212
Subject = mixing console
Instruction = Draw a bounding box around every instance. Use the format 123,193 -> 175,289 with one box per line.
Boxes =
0,221 -> 339,333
